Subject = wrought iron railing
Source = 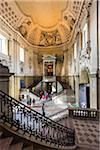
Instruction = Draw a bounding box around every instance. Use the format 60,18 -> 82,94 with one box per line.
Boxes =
0,90 -> 75,148
27,76 -> 42,89
68,108 -> 99,120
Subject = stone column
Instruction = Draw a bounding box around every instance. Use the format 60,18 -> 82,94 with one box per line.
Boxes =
90,74 -> 97,109
24,49 -> 28,76
8,38 -> 13,72
53,60 -> 56,76
34,54 -> 39,76
14,76 -> 20,100
9,75 -> 15,97
43,60 -> 45,76
13,40 -> 20,99
97,70 -> 100,109
8,38 -> 15,97
63,51 -> 68,76
86,4 -> 91,59
89,1 -> 98,109
74,35 -> 80,106
97,0 -> 100,109
75,75 -> 79,106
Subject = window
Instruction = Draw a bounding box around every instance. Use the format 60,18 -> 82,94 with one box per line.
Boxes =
82,23 -> 87,49
20,80 -> 25,88
0,34 -> 8,55
20,47 -> 24,62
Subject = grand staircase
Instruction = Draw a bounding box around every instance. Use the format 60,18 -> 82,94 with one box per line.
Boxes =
0,90 -> 75,150
27,76 -> 42,90
0,90 -> 99,150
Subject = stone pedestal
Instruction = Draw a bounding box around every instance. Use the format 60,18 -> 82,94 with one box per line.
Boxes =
90,74 -> 97,109
9,75 -> 15,98
14,76 -> 20,100
63,51 -> 68,76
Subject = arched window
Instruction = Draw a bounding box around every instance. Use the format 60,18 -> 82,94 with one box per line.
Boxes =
0,34 -> 8,55
20,47 -> 24,62
82,23 -> 87,49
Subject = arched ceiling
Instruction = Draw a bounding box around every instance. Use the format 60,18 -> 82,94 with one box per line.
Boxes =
0,0 -> 84,49
17,0 -> 67,28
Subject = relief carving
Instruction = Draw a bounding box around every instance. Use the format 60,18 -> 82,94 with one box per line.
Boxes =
39,30 -> 62,46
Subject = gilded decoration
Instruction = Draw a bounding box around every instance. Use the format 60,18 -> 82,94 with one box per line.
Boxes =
0,0 -> 83,47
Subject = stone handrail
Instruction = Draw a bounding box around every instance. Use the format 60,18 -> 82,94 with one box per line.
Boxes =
68,107 -> 99,120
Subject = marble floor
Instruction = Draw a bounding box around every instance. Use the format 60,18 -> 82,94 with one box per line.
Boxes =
21,92 -> 77,117
58,117 -> 99,150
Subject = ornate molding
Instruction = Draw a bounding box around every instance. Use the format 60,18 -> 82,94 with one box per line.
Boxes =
79,41 -> 91,70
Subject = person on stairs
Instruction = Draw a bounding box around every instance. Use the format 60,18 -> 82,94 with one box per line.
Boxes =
42,103 -> 45,116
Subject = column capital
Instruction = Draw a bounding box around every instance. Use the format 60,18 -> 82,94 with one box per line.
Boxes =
89,73 -> 97,78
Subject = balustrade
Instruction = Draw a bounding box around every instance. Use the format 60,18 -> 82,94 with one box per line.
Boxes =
68,108 -> 99,120
0,90 -> 75,148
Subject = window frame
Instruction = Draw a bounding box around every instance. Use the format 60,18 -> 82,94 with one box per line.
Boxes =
0,34 -> 8,55
20,47 -> 25,62
82,23 -> 88,49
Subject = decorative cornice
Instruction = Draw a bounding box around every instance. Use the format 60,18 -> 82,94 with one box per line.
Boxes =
0,16 -> 38,54
68,0 -> 93,50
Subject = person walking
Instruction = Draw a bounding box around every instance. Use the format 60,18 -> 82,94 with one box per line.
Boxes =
42,103 -> 45,116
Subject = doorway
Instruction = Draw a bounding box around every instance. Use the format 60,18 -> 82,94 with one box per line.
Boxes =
79,84 -> 90,108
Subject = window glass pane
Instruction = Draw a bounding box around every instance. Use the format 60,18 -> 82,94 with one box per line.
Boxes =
82,23 -> 87,49
20,80 -> 25,88
20,47 -> 24,62
0,34 -> 8,55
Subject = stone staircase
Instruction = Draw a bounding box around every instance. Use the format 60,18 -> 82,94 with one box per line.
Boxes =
57,117 -> 99,150
0,90 -> 76,150
0,129 -> 34,150
0,116 -> 99,150
0,90 -> 99,150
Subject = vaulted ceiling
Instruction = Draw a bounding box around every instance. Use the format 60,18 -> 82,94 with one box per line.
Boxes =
0,0 -> 84,51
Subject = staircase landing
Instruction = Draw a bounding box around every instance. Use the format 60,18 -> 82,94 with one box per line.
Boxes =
58,117 -> 99,150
